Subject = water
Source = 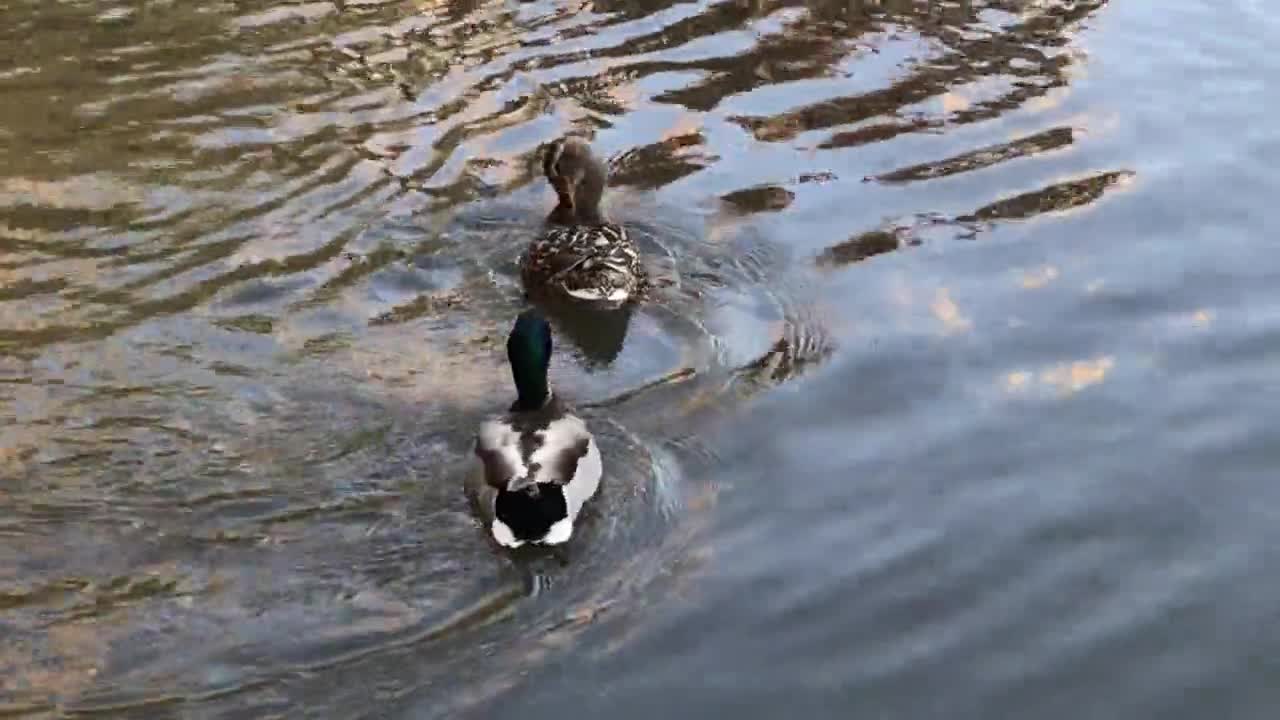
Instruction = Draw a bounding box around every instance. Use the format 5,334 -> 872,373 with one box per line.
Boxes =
2,0 -> 1278,717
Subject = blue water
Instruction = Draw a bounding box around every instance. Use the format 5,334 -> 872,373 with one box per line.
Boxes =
2,1 -> 1278,717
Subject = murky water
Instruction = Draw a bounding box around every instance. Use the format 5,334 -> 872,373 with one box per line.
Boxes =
3,0 -> 1279,717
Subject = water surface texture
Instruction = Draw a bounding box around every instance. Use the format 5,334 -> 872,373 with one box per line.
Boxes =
3,0 -> 1279,717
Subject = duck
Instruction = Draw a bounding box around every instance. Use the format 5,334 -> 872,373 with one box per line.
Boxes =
471,309 -> 603,548
520,136 -> 646,305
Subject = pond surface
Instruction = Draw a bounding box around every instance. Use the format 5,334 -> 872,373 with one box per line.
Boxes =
2,0 -> 1279,717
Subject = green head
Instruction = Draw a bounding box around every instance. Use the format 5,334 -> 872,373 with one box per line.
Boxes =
507,309 -> 552,410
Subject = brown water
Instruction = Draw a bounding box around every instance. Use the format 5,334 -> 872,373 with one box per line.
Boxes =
3,0 -> 1279,717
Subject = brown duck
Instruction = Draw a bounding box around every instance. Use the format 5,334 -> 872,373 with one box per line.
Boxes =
520,137 -> 646,305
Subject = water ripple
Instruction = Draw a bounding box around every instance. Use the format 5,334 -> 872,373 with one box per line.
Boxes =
3,0 -> 1223,717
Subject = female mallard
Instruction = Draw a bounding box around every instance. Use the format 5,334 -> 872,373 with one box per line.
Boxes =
471,309 -> 602,548
521,137 -> 646,305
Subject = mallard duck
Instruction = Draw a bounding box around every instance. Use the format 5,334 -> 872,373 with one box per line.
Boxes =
520,137 -> 646,305
471,309 -> 603,548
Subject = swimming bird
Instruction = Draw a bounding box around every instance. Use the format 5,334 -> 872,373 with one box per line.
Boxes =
520,137 -> 646,305
471,310 -> 602,548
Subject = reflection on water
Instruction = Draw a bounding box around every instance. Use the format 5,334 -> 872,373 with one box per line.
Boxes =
5,0 -> 1280,717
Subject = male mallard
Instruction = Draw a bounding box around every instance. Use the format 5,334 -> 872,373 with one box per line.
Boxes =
471,309 -> 603,548
520,137 -> 646,305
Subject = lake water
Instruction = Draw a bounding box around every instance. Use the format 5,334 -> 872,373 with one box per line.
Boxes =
3,0 -> 1279,717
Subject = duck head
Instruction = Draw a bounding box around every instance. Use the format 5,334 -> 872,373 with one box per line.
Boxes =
543,137 -> 608,226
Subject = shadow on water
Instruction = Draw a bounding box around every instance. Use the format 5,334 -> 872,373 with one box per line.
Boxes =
536,297 -> 636,367
11,0 -> 1252,716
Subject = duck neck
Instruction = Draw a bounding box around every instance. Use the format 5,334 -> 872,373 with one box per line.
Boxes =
547,202 -> 575,226
574,161 -> 608,226
513,386 -> 550,412
511,363 -> 550,411
574,187 -> 605,226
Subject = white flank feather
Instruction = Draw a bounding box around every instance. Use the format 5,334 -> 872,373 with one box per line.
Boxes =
561,434 -> 602,522
544,518 -> 573,545
565,286 -> 630,303
491,519 -> 523,548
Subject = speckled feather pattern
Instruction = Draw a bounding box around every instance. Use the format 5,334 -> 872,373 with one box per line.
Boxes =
521,223 -> 646,303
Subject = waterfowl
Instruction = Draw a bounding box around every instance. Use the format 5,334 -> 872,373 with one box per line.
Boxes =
472,309 -> 602,548
520,137 -> 646,305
